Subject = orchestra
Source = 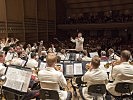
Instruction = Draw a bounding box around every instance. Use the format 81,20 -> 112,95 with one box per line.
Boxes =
0,37 -> 133,100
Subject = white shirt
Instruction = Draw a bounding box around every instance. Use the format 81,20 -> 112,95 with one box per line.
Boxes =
26,59 -> 38,69
106,62 -> 133,96
109,53 -> 120,61
5,52 -> 18,62
82,56 -> 92,61
10,58 -> 24,66
38,67 -> 68,100
82,68 -> 107,99
71,37 -> 84,51
0,63 -> 6,75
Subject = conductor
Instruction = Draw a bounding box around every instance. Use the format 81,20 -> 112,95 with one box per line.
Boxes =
71,32 -> 84,51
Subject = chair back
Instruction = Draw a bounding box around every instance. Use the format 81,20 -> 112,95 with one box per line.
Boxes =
88,84 -> 106,95
75,77 -> 87,85
115,82 -> 133,93
40,89 -> 59,100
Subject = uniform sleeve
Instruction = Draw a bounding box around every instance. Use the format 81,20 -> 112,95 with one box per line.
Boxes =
80,38 -> 84,43
111,66 -> 119,80
81,71 -> 90,82
58,73 -> 67,88
71,38 -> 76,43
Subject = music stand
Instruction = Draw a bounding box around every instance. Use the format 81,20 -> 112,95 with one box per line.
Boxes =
2,66 -> 32,100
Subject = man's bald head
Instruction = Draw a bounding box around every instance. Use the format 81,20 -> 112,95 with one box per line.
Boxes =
46,53 -> 57,67
121,50 -> 131,62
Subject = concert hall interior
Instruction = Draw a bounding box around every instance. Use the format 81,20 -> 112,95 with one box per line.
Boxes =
0,0 -> 133,100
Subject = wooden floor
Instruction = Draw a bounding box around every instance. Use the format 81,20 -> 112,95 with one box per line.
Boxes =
66,79 -> 82,100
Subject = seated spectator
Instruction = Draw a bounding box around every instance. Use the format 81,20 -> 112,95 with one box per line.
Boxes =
79,56 -> 108,100
106,50 -> 133,96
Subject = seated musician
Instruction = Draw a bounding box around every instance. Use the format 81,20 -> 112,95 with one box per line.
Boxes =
106,50 -> 133,97
82,50 -> 92,61
26,52 -> 38,69
108,48 -> 120,61
0,51 -> 6,75
79,56 -> 108,100
100,50 -> 108,61
38,53 -> 72,100
57,49 -> 68,60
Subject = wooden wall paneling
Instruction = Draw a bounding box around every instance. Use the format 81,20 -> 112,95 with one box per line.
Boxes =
56,0 -> 67,24
6,0 -> 24,41
0,0 -> 6,21
47,0 -> 56,37
37,0 -> 48,41
0,0 -> 7,38
6,0 -> 23,21
24,0 -> 38,43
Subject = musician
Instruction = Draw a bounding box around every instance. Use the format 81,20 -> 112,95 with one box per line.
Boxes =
100,50 -> 108,61
38,53 -> 72,100
38,40 -> 44,56
26,44 -> 32,55
32,43 -> 38,51
106,50 -> 133,96
5,47 -> 18,62
79,56 -> 108,100
82,50 -> 92,61
26,52 -> 38,69
108,48 -> 120,61
57,49 -> 69,60
0,51 -> 6,75
48,44 -> 56,53
71,32 -> 84,51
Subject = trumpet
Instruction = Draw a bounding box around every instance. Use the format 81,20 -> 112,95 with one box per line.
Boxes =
85,63 -> 92,70
104,60 -> 122,68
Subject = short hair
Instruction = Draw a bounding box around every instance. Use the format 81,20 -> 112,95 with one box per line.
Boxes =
46,53 -> 57,67
108,48 -> 114,53
121,50 -> 131,61
31,52 -> 36,58
91,56 -> 100,68
82,50 -> 88,56
101,51 -> 106,56
57,56 -> 61,63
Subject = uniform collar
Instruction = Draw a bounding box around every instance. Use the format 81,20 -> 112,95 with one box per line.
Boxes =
121,62 -> 130,65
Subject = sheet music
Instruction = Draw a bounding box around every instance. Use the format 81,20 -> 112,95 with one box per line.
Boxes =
4,67 -> 32,92
4,79 -> 24,91
89,52 -> 99,58
74,63 -> 83,75
65,64 -> 73,75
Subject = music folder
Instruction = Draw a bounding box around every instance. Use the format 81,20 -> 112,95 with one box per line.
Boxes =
63,62 -> 83,77
2,66 -> 32,95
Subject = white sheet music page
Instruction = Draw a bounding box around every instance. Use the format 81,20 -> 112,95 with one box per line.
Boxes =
65,64 -> 73,75
4,67 -> 32,92
74,63 -> 83,75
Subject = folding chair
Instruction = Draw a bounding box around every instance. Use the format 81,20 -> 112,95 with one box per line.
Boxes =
115,82 -> 133,99
88,84 -> 106,100
40,89 -> 59,100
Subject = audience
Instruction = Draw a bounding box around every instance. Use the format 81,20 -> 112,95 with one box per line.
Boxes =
64,10 -> 133,24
